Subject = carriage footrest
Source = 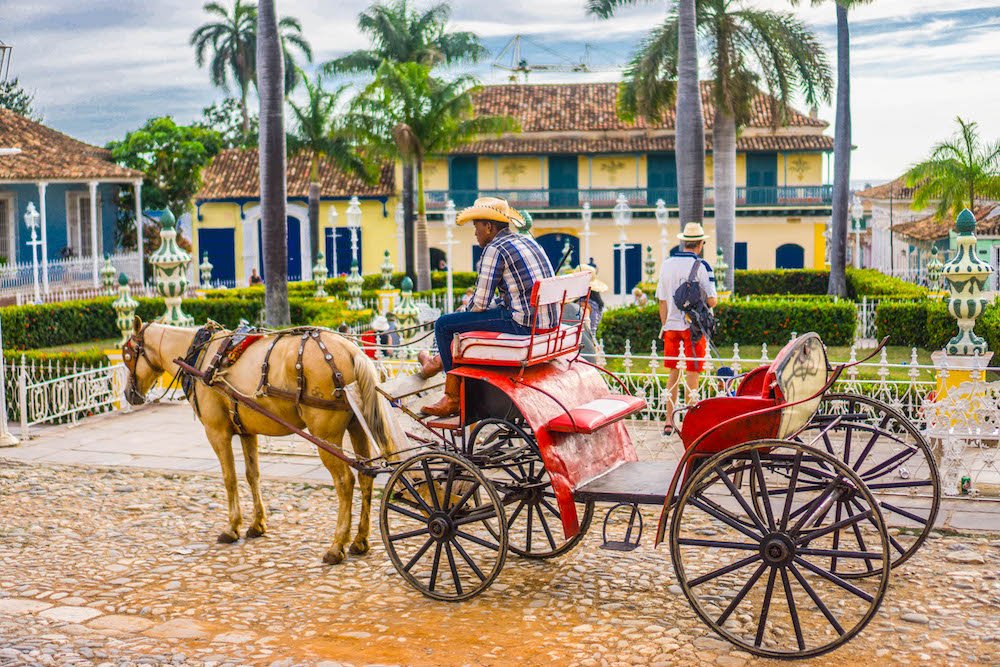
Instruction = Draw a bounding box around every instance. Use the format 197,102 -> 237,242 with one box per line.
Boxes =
546,396 -> 647,434
423,415 -> 463,431
574,461 -> 676,505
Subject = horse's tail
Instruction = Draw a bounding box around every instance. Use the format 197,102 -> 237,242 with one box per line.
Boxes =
351,351 -> 398,461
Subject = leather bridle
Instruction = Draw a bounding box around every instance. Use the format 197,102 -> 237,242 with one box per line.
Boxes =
122,322 -> 153,404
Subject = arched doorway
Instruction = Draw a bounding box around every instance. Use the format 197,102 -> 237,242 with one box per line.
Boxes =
258,216 -> 303,281
775,243 -> 805,269
535,232 -> 580,272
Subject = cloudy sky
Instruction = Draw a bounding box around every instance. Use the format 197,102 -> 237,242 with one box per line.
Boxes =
3,0 -> 999,184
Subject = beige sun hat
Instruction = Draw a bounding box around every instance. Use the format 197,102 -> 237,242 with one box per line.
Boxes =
456,196 -> 527,228
578,264 -> 609,293
677,222 -> 707,241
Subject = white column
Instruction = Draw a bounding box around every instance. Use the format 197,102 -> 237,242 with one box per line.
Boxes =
37,182 -> 49,293
242,216 -> 259,286
134,180 -> 144,284
88,181 -> 99,287
300,214 -> 312,281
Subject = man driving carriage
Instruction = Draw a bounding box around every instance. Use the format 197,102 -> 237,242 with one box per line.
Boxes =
418,196 -> 556,417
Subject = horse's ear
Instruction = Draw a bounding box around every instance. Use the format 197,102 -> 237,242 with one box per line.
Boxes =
132,316 -> 143,334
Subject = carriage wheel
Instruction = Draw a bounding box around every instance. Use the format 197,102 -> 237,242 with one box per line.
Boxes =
469,418 -> 594,559
380,451 -> 508,602
764,394 -> 940,577
671,440 -> 890,659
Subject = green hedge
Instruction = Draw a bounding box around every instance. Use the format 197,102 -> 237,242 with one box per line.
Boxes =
734,270 -> 829,295
846,269 -> 927,299
876,299 -> 1000,351
3,349 -> 111,367
597,298 -> 857,354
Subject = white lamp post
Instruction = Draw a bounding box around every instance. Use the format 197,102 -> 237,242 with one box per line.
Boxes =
345,196 -> 363,310
443,199 -> 457,313
23,202 -> 41,304
327,204 -> 339,276
580,202 -> 593,266
851,195 -> 864,269
612,193 -> 632,301
395,201 -> 405,272
655,198 -> 669,265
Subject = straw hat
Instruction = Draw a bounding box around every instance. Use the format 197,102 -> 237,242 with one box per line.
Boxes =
677,222 -> 707,241
456,196 -> 527,228
578,264 -> 609,293
371,315 -> 389,332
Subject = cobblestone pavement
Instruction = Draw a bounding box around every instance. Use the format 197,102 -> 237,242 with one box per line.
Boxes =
0,459 -> 998,667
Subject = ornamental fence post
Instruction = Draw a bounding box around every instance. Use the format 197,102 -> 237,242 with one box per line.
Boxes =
18,361 -> 27,440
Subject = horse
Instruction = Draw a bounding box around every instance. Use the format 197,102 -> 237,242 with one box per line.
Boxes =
121,317 -> 398,565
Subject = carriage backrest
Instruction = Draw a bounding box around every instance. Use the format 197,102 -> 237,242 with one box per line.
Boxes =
530,271 -> 592,308
764,332 -> 828,438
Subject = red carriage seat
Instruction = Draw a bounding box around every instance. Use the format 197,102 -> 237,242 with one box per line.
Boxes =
547,395 -> 647,434
452,272 -> 592,367
679,333 -> 829,455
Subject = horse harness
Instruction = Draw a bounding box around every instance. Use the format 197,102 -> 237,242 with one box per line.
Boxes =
180,324 -> 349,435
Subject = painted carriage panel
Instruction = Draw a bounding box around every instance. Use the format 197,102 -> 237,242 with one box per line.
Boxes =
452,359 -> 638,538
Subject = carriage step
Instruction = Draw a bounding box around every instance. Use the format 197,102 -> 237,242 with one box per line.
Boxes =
574,461 -> 677,505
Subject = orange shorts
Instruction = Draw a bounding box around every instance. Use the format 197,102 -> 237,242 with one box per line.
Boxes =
663,329 -> 707,371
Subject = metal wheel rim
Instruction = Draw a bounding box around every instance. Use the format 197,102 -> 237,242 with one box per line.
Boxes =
670,440 -> 891,659
380,451 -> 508,602
469,418 -> 594,559
773,393 -> 940,576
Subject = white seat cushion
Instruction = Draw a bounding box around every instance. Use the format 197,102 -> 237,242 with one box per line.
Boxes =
453,324 -> 580,364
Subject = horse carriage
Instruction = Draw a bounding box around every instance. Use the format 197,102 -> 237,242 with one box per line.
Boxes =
126,270 -> 941,660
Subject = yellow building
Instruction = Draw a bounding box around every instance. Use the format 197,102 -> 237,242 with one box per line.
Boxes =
193,149 -> 397,286
193,82 -> 833,290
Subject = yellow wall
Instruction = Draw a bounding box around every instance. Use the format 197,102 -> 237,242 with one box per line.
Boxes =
585,155 -> 643,189
193,196 -> 401,285
779,153 -> 823,186
706,154 -> 748,187
495,156 -> 546,190
477,157 -> 497,190
420,159 -> 449,191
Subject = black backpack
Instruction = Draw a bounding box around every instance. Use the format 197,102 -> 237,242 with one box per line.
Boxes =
673,258 -> 716,344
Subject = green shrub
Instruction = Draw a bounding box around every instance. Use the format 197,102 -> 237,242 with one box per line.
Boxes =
846,269 -> 927,299
734,270 -> 829,295
3,349 -> 111,367
597,298 -> 856,354
874,301 -> 931,347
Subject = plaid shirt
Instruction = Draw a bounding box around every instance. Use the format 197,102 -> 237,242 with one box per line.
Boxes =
469,229 -> 557,328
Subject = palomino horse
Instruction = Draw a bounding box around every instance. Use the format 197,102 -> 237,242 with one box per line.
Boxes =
122,318 -> 398,564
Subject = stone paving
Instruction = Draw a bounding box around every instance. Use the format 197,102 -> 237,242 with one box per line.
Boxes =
0,456 -> 998,667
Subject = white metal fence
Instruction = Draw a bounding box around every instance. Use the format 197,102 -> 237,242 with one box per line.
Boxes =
1,251 -> 142,296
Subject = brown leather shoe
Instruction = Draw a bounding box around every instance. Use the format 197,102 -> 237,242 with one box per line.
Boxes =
421,374 -> 461,417
417,350 -> 443,379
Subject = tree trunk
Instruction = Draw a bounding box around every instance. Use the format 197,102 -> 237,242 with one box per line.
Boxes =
256,0 -> 289,326
414,157 -> 431,292
828,4 -> 851,298
402,162 -> 416,282
308,180 -> 320,263
714,109 -> 737,291
676,0 -> 705,226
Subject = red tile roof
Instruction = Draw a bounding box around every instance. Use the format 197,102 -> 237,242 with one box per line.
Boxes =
855,176 -> 916,201
0,108 -> 143,181
893,205 -> 1000,241
196,148 -> 395,200
451,133 -> 833,155
472,82 -> 827,132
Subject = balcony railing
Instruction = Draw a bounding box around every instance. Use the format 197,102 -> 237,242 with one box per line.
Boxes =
425,185 -> 832,210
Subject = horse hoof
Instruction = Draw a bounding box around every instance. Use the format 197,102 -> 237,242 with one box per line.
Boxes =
322,548 -> 345,565
349,539 -> 370,555
217,530 -> 240,544
245,525 -> 266,539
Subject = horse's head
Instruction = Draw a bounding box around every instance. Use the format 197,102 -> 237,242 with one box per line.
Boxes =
122,317 -> 163,405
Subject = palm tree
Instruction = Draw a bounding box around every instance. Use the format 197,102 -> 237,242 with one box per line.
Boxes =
905,117 -> 1000,220
324,0 -> 488,281
588,0 -> 706,231
191,0 -> 312,140
350,62 -> 517,291
617,1 -> 832,290
790,0 -> 871,296
257,0 -> 289,326
287,70 -> 374,263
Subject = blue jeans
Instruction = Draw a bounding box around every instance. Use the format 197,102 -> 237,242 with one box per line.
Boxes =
435,307 -> 531,371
